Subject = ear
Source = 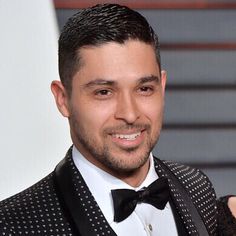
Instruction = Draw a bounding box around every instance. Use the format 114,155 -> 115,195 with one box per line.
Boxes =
160,70 -> 167,94
51,80 -> 70,117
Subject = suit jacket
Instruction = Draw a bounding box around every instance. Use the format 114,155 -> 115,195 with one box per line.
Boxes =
0,147 -> 218,235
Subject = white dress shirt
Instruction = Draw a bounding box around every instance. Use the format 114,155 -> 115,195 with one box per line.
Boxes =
72,146 -> 178,236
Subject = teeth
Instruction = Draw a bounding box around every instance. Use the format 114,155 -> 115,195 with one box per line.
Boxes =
113,132 -> 141,140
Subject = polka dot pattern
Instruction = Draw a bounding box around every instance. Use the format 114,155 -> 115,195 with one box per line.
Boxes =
0,173 -> 74,235
65,150 -> 116,236
0,148 -> 217,235
154,158 -> 218,236
0,148 -> 116,236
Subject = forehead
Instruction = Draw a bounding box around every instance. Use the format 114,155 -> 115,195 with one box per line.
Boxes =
73,40 -> 160,85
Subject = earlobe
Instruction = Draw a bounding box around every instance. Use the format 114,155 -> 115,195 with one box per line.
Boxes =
51,81 -> 70,117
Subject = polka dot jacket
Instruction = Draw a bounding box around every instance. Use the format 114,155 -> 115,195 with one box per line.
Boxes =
0,147 -> 218,235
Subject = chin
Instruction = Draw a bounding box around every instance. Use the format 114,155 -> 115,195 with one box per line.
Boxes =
105,152 -> 150,173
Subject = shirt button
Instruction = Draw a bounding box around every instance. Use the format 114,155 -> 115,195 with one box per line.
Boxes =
148,224 -> 153,231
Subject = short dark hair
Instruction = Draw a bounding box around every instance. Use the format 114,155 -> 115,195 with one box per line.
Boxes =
59,3 -> 161,94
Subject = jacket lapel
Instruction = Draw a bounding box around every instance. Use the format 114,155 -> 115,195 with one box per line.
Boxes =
53,147 -> 117,236
169,199 -> 189,236
153,157 -> 199,236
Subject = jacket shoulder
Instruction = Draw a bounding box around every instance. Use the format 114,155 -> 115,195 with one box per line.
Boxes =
0,173 -> 73,235
160,159 -> 216,197
159,158 -> 217,207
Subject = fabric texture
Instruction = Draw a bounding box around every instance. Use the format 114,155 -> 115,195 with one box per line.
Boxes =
154,158 -> 217,236
0,147 -> 218,235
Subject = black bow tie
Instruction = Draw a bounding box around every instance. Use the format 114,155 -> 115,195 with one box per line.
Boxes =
111,177 -> 170,222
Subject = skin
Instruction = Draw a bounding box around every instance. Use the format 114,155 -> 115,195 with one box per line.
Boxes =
228,196 -> 236,218
51,40 -> 167,187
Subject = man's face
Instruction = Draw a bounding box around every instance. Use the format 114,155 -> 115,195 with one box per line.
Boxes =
55,40 -> 166,178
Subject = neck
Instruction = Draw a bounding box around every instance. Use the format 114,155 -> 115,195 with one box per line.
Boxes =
109,160 -> 150,187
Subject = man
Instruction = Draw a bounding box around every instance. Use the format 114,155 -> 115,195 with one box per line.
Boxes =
0,4 -> 217,235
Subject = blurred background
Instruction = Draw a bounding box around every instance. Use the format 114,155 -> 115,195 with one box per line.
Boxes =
0,0 -> 236,200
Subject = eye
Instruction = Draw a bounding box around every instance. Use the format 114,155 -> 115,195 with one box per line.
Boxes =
94,89 -> 113,99
138,86 -> 154,95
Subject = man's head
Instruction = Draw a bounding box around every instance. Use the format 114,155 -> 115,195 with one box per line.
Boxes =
58,3 -> 161,96
52,4 -> 166,186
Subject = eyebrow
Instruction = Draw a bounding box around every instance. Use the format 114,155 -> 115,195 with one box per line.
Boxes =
82,79 -> 116,88
137,75 -> 160,84
82,75 -> 160,89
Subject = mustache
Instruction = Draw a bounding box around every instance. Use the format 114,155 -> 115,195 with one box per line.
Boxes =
104,124 -> 150,134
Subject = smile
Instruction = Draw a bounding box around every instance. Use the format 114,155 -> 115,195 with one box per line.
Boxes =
112,132 -> 141,141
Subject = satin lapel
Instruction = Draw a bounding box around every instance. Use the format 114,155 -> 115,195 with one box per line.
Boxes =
53,147 -> 117,236
169,197 -> 189,236
153,157 -> 199,236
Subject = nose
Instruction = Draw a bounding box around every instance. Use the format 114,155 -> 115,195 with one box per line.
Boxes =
114,92 -> 140,124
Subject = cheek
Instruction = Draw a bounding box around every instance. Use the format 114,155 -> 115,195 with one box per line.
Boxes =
141,99 -> 164,123
79,102 -> 114,131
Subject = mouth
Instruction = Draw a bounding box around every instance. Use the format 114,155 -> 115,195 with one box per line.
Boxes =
112,131 -> 141,141
109,129 -> 146,149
